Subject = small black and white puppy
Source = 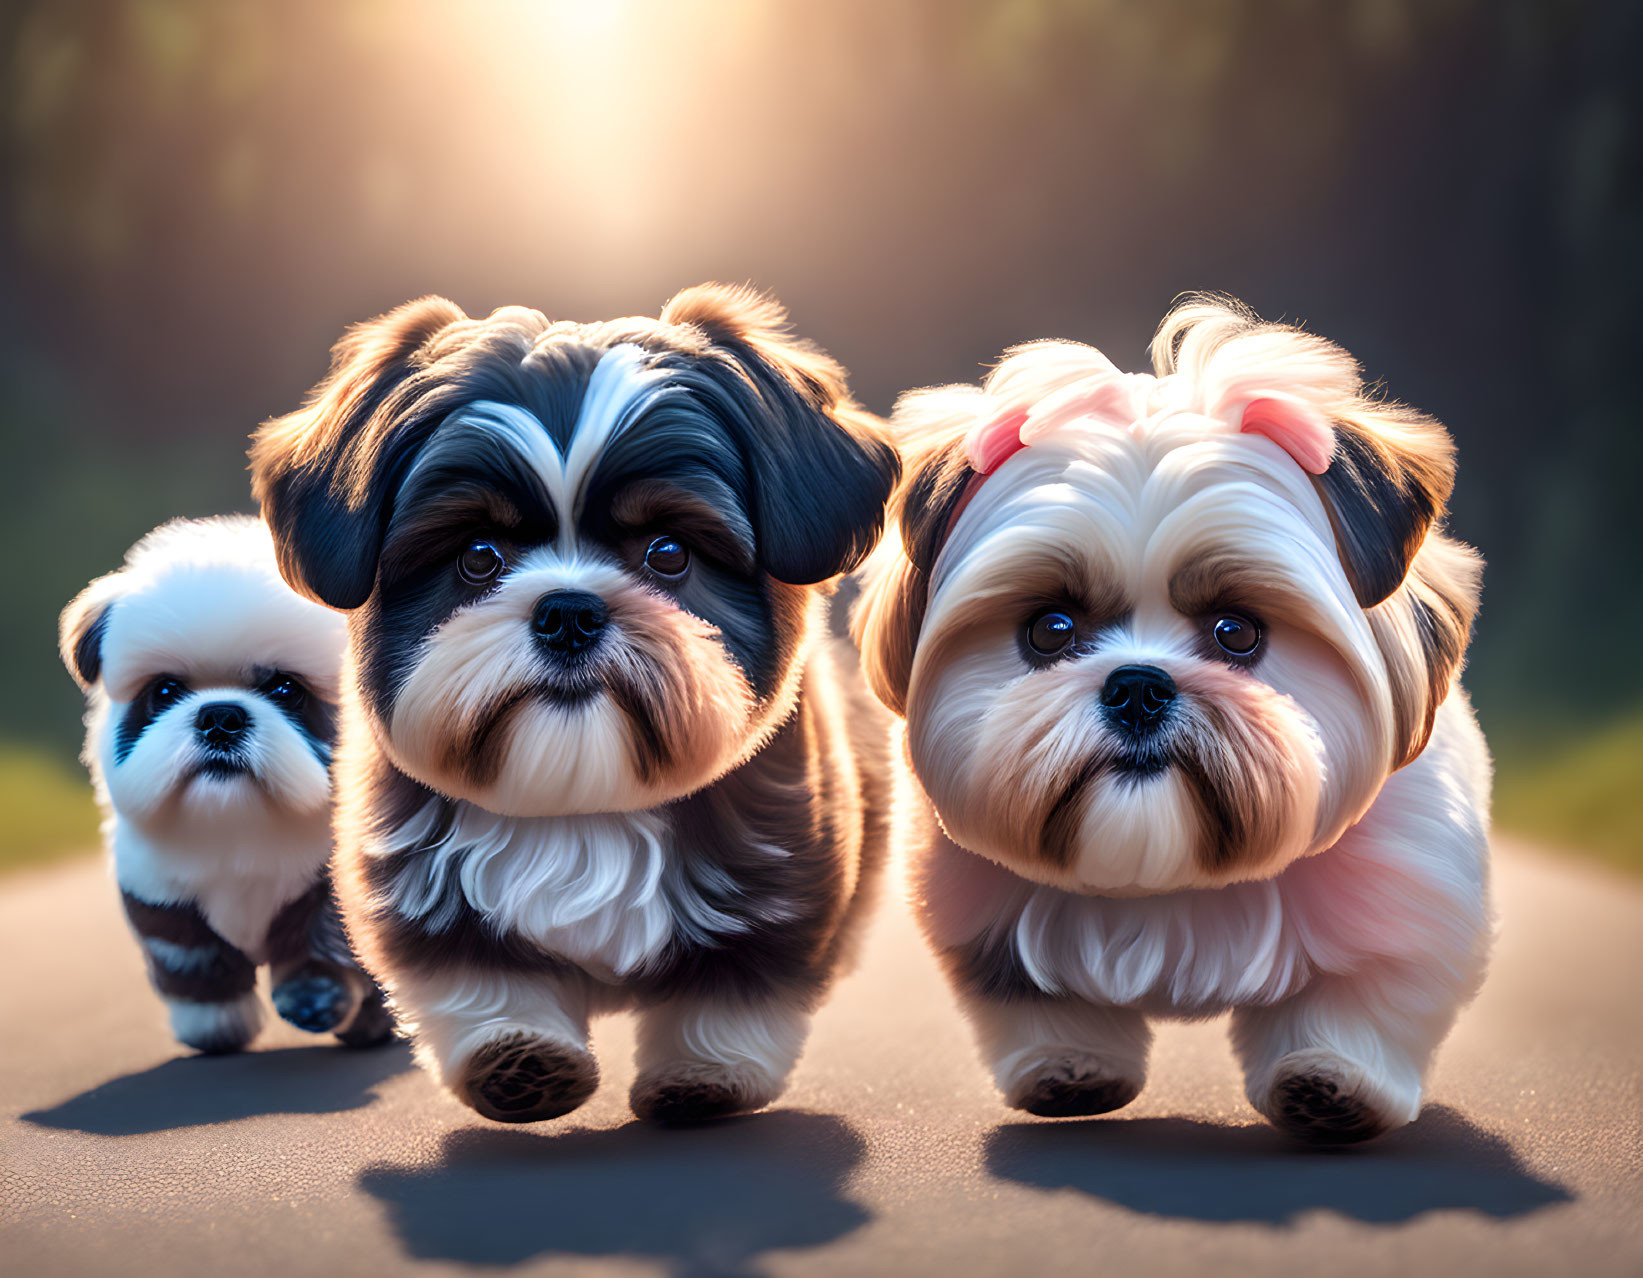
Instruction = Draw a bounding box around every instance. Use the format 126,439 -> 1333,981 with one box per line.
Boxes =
59,516 -> 393,1053
251,285 -> 899,1124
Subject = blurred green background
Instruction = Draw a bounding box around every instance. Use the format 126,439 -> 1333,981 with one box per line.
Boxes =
2,0 -> 1637,875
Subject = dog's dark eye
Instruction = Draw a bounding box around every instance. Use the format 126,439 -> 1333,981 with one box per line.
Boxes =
151,677 -> 186,707
643,535 -> 690,578
261,675 -> 306,708
457,540 -> 506,586
1026,610 -> 1077,657
1212,614 -> 1261,658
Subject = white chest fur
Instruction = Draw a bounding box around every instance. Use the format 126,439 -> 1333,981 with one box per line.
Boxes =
111,816 -> 333,963
381,801 -> 751,981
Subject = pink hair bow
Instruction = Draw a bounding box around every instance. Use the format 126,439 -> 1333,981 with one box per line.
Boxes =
962,370 -> 1337,478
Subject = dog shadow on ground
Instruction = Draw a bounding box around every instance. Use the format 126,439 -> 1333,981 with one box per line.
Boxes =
21,1040 -> 414,1136
985,1103 -> 1571,1225
359,1109 -> 870,1277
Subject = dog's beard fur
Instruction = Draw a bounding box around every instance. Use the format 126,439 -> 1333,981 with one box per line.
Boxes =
98,685 -> 333,828
381,553 -> 787,817
895,428 -> 1400,895
913,636 -> 1329,894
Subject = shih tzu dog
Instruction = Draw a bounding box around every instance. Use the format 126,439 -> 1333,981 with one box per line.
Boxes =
853,296 -> 1489,1143
59,516 -> 393,1053
250,285 -> 898,1124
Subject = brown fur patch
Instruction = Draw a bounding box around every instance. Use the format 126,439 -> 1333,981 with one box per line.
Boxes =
1368,531 -> 1482,768
630,1063 -> 767,1125
448,688 -> 535,790
1269,1070 -> 1389,1145
1039,755 -> 1116,869
1013,1073 -> 1140,1118
852,554 -> 929,718
1168,677 -> 1314,877
459,1031 -> 600,1124
851,436 -> 975,716
605,674 -> 674,783
1175,743 -> 1250,874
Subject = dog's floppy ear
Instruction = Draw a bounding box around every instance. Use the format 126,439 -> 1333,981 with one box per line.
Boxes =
662,284 -> 900,585
1369,533 -> 1482,768
251,296 -> 467,610
1312,405 -> 1457,609
59,570 -> 125,690
1312,401 -> 1480,766
851,430 -> 976,716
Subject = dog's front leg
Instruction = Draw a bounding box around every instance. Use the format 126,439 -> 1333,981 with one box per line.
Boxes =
962,992 -> 1152,1117
629,992 -> 811,1124
121,891 -> 263,1053
390,964 -> 599,1123
265,878 -> 393,1046
1231,960 -> 1469,1144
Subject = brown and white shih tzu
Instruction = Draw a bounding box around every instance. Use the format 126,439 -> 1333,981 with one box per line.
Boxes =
251,286 -> 899,1124
853,297 -> 1490,1143
59,516 -> 393,1053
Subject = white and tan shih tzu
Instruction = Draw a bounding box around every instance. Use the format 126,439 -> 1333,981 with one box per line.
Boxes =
853,296 -> 1490,1143
249,285 -> 899,1125
59,516 -> 393,1053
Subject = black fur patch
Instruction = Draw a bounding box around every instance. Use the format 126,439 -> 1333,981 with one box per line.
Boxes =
71,604 -> 111,686
940,933 -> 1047,1003
1175,748 -> 1246,873
254,297 -> 470,610
254,668 -> 339,766
113,681 -> 170,765
1312,425 -> 1443,608
121,892 -> 257,1003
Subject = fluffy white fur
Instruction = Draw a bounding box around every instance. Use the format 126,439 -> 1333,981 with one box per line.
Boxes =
855,298 -> 1492,1142
631,994 -> 811,1115
393,964 -> 602,1091
60,517 -> 348,1046
392,964 -> 807,1120
371,799 -> 787,980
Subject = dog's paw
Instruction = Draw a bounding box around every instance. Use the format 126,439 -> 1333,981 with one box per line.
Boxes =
630,1062 -> 776,1125
272,971 -> 355,1034
1005,1055 -> 1142,1118
1264,1050 -> 1395,1145
334,982 -> 396,1049
167,992 -> 263,1054
457,1032 -> 599,1124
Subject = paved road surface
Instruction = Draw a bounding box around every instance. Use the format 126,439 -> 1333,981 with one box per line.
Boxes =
3,836 -> 1639,1277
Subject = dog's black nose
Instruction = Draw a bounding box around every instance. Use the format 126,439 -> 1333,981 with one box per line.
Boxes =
195,702 -> 249,748
532,591 -> 608,655
1100,665 -> 1177,734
